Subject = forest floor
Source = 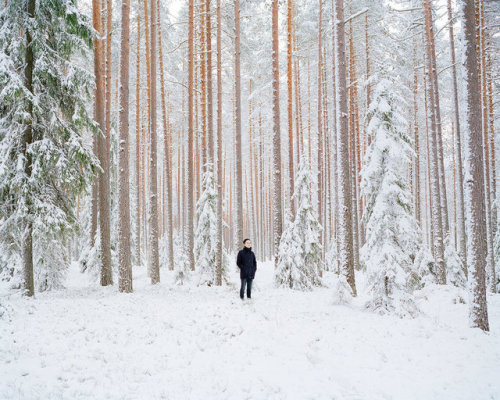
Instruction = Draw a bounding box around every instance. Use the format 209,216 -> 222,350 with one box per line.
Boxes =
1,260 -> 500,400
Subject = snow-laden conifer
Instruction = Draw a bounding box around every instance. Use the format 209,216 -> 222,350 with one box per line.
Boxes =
0,0 -> 97,293
360,78 -> 425,317
445,236 -> 466,288
194,165 -> 220,286
275,155 -> 322,290
172,230 -> 190,285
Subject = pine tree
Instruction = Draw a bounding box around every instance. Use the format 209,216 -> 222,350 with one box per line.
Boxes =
0,0 -> 97,295
271,0 -> 283,269
360,78 -> 423,317
275,155 -> 322,290
333,0 -> 356,297
460,0 -> 489,331
117,0 -> 133,292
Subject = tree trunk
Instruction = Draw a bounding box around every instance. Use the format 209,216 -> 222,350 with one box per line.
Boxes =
94,0 -> 113,286
105,0 -> 112,158
334,0 -> 356,295
148,0 -> 160,284
317,0 -> 323,237
158,0 -> 174,271
234,0 -> 243,245
272,0 -> 283,268
118,0 -> 133,292
412,53 -> 421,228
207,0 -> 214,164
425,1 -> 449,237
331,0 -> 339,272
135,17 -> 141,266
461,0 -> 489,332
21,0 -> 36,297
215,0 -> 223,285
348,22 -> 360,271
199,0 -> 207,173
287,0 -> 295,216
188,0 -> 195,271
447,0 -> 467,274
476,0 -> 495,292
423,0 -> 446,284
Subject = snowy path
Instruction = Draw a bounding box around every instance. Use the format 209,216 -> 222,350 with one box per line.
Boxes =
1,261 -> 500,400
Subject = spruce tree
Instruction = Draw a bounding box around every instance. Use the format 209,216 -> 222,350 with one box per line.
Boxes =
275,155 -> 322,290
194,165 -> 220,285
360,78 -> 423,317
0,0 -> 97,295
172,230 -> 190,285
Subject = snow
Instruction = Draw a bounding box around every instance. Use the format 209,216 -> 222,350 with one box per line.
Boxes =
1,261 -> 500,400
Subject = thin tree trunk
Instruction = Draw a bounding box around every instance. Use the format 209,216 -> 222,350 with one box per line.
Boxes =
158,0 -> 174,271
452,122 -> 457,246
118,0 -> 133,292
206,0 -> 214,164
143,0 -> 151,272
334,0 -> 356,295
317,0 -> 323,238
423,0 -> 446,284
365,13 -> 370,118
200,0 -> 207,172
105,0 -> 112,157
476,0 -> 495,292
21,0 -> 36,297
461,0 -> 489,332
413,53 -> 421,227
447,0 -> 467,273
188,0 -> 195,271
423,52 -> 433,247
272,0 -> 283,268
287,0 -> 295,216
426,1 -> 450,237
135,17 -> 141,266
331,0 -> 339,272
234,0 -> 243,243
348,22 -> 361,270
148,0 -> 160,284
215,0 -> 223,285
95,0 -> 112,286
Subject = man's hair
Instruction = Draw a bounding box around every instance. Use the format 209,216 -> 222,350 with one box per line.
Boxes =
243,238 -> 251,244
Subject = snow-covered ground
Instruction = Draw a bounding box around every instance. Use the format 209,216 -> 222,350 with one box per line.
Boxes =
1,261 -> 499,400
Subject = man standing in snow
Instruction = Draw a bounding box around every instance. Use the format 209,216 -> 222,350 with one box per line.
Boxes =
236,239 -> 257,300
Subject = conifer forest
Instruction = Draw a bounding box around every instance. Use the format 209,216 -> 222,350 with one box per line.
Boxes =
1,0 -> 499,398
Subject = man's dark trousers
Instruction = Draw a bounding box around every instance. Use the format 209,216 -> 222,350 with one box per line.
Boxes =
240,278 -> 253,299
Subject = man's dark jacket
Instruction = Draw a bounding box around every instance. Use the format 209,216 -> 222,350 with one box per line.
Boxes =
236,247 -> 257,279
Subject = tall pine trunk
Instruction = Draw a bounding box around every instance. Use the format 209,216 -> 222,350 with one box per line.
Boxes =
272,0 -> 283,268
447,0 -> 467,274
94,0 -> 112,286
216,0 -> 223,285
187,0 -> 195,271
21,0 -> 36,297
234,0 -> 243,247
118,0 -> 133,292
148,0 -> 160,284
461,0 -> 489,332
157,0 -> 174,271
423,0 -> 446,284
135,18 -> 141,266
334,0 -> 356,295
287,0 -> 295,216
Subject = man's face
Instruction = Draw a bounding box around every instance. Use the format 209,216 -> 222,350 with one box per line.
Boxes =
244,240 -> 251,248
